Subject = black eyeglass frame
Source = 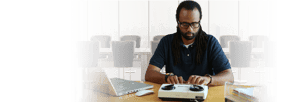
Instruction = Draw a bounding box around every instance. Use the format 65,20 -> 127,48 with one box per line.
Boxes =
177,21 -> 201,29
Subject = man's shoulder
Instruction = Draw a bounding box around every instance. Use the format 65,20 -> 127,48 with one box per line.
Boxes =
164,33 -> 176,38
205,34 -> 218,42
159,33 -> 176,42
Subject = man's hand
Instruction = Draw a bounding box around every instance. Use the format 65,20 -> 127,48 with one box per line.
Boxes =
186,75 -> 211,85
166,75 -> 185,84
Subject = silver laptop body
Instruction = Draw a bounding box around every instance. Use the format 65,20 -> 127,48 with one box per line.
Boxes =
95,68 -> 153,96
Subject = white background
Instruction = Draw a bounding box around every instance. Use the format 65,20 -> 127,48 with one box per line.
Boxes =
83,0 -> 276,46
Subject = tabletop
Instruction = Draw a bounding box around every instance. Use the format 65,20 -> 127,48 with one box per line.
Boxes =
83,81 -> 226,102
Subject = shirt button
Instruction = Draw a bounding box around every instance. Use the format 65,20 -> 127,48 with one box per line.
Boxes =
187,54 -> 189,56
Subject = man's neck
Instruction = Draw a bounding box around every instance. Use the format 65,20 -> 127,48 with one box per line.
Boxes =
181,36 -> 195,45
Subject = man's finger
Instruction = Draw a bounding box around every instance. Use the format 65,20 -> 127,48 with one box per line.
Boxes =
174,75 -> 179,84
167,76 -> 171,84
191,76 -> 198,85
187,75 -> 194,84
199,78 -> 205,85
178,76 -> 184,84
196,77 -> 202,85
169,76 -> 175,84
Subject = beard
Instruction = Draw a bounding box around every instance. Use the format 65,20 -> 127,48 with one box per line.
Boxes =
178,27 -> 200,40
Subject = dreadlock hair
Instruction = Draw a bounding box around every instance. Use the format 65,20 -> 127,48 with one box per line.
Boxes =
172,1 -> 208,65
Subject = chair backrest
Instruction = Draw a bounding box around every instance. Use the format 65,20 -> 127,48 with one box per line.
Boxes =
229,41 -> 252,67
249,35 -> 269,48
90,35 -> 111,48
112,41 -> 135,67
153,35 -> 165,41
120,35 -> 141,48
151,41 -> 160,55
220,35 -> 240,48
77,41 -> 99,67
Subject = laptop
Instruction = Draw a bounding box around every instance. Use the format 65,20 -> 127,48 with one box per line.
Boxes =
93,68 -> 153,96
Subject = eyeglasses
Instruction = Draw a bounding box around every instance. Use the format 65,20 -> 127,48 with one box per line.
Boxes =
178,21 -> 200,29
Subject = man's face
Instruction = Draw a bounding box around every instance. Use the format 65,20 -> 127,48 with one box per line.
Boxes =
178,8 -> 201,40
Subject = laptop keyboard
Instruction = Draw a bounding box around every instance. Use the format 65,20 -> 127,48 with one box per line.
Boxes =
113,83 -> 127,90
110,78 -> 147,91
111,79 -> 133,91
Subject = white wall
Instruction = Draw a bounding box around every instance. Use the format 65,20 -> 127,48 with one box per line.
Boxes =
84,0 -> 275,45
191,0 -> 209,33
209,0 -> 239,40
268,0 -> 277,42
88,0 -> 119,41
119,1 -> 149,48
76,0 -> 89,41
149,1 -> 178,43
239,0 -> 272,41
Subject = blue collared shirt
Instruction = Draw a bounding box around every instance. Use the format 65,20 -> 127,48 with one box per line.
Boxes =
149,33 -> 231,81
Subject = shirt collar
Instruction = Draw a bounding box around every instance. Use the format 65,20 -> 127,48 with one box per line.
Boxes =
179,35 -> 197,47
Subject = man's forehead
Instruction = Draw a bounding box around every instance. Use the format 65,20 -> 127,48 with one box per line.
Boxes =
179,8 -> 200,22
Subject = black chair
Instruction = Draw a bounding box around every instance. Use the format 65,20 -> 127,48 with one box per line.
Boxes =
90,35 -> 111,48
220,35 -> 240,59
229,41 -> 252,85
120,35 -> 141,48
112,41 -> 135,80
153,35 -> 165,41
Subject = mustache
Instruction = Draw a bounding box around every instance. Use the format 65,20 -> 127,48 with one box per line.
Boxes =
184,32 -> 195,35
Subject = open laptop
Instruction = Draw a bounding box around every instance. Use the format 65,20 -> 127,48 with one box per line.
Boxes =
93,68 -> 153,96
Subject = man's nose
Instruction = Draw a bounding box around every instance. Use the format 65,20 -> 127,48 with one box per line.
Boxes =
187,25 -> 193,32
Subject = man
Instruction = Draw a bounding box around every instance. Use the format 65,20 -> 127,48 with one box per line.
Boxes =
145,1 -> 234,86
